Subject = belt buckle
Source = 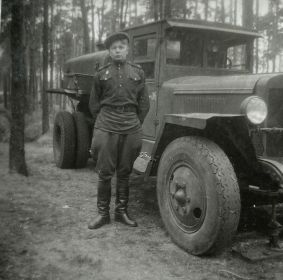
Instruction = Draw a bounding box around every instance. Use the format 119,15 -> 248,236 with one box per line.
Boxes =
116,106 -> 125,112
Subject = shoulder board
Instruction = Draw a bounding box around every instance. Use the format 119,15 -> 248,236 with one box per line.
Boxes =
127,61 -> 142,69
97,63 -> 111,72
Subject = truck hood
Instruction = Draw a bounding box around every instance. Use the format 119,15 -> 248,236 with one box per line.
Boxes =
163,73 -> 283,96
64,50 -> 109,75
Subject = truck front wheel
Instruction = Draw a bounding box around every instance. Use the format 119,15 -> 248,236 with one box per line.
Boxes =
157,136 -> 240,255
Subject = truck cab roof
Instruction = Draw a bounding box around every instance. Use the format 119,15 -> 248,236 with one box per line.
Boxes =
125,18 -> 261,39
124,19 -> 260,80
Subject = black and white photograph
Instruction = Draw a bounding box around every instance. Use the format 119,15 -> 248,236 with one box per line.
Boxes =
0,0 -> 283,279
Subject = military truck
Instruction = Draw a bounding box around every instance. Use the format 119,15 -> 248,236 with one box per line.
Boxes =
48,19 -> 283,256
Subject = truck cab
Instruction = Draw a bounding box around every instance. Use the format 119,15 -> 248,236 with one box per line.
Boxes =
125,19 -> 259,161
49,19 -> 283,256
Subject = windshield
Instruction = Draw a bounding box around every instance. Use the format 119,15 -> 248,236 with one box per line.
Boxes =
166,28 -> 203,67
166,28 -> 248,70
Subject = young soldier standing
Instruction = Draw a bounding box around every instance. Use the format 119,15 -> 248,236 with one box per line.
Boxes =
88,32 -> 150,229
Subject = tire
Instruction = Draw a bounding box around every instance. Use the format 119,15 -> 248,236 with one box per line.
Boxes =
157,136 -> 240,256
53,111 -> 76,169
72,112 -> 90,168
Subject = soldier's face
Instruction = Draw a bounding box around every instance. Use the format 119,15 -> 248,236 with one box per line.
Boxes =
109,40 -> 129,62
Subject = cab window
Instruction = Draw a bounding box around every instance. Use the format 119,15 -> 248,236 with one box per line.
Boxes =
206,37 -> 248,70
226,44 -> 247,70
166,28 -> 203,67
206,39 -> 226,68
133,35 -> 157,79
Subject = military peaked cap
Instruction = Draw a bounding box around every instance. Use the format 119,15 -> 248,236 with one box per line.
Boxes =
104,32 -> 130,49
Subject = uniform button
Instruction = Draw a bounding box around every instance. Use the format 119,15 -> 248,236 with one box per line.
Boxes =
119,84 -> 122,87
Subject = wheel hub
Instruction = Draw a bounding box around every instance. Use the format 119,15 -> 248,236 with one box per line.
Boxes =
168,165 -> 206,232
174,187 -> 187,206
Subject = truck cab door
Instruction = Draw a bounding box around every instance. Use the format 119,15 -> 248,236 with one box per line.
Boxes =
132,34 -> 159,139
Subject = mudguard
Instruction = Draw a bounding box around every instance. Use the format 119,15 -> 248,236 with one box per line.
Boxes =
142,113 -> 258,180
163,113 -> 243,129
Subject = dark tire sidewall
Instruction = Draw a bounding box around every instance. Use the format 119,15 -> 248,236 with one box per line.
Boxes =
53,111 -> 76,169
72,112 -> 90,168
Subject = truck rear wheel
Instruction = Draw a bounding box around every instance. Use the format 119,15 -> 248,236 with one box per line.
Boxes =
72,112 -> 90,168
53,111 -> 76,169
157,136 -> 240,255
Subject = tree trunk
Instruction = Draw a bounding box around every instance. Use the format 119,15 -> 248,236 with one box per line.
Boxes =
0,0 -> 2,31
28,0 -> 37,111
242,0 -> 254,72
153,0 -> 158,20
220,0 -> 225,23
42,0 -> 49,134
119,0 -> 125,29
255,0 -> 259,73
229,0 -> 233,23
49,0 -> 54,89
194,0 -> 198,18
111,0 -> 116,33
29,49 -> 36,111
3,72 -> 9,109
23,4 -> 32,115
91,0 -> 95,52
101,0 -> 106,36
242,0 -> 253,28
79,0 -> 90,54
49,0 -> 54,113
9,0 -> 28,176
159,0 -> 163,19
123,0 -> 129,26
204,0 -> 209,20
215,0 -> 218,21
272,0 -> 279,72
234,0 -> 237,25
164,0 -> 171,18
134,0 -> 138,19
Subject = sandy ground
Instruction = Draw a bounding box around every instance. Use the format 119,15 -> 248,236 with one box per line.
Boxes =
0,132 -> 283,280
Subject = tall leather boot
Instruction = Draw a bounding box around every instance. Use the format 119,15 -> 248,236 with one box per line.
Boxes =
88,179 -> 111,229
114,179 -> 137,227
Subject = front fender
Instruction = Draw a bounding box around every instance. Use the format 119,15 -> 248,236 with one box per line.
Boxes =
144,113 -> 261,184
163,113 -> 243,129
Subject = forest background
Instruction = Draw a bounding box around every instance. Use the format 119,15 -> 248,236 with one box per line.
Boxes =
0,0 -> 282,175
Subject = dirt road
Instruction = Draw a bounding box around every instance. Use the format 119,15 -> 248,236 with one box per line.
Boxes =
0,133 -> 282,280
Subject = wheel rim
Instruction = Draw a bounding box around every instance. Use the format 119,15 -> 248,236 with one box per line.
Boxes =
167,163 -> 206,233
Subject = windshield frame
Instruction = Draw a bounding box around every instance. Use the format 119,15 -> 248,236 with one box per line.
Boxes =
165,27 -> 251,72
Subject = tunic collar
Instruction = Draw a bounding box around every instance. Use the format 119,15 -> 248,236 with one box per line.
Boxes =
110,57 -> 127,68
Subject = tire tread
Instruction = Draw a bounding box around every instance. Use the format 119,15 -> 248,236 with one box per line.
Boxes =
157,136 -> 240,255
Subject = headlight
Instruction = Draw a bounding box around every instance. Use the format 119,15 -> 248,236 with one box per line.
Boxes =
240,96 -> 268,125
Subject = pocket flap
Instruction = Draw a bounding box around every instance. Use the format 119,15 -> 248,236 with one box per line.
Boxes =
100,71 -> 112,81
129,72 -> 141,81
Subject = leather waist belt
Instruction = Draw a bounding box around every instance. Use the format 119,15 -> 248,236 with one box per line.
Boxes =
102,105 -> 137,113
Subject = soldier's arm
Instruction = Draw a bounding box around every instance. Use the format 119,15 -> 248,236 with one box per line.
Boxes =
137,69 -> 150,124
89,74 -> 101,122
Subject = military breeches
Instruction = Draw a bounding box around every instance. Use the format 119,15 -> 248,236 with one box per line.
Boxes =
92,129 -> 142,182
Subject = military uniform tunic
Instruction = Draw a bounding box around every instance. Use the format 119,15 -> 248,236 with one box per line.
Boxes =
89,60 -> 150,134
